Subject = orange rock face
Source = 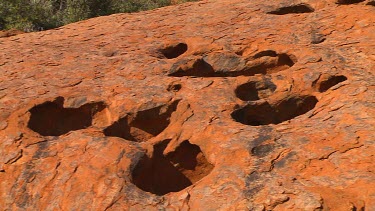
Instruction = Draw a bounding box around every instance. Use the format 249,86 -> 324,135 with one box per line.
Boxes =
0,29 -> 24,38
0,0 -> 374,210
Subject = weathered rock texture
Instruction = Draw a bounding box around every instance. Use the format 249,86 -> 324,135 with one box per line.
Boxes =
0,0 -> 374,210
0,29 -> 24,38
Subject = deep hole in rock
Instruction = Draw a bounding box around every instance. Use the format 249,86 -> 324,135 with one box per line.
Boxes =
161,43 -> 188,59
336,0 -> 365,4
367,1 -> 375,6
267,4 -> 315,15
104,101 -> 179,142
235,78 -> 277,101
132,140 -> 214,195
28,97 -> 106,136
231,95 -> 318,126
318,75 -> 348,92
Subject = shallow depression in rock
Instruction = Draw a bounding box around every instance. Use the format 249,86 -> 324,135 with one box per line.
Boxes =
235,78 -> 277,101
104,101 -> 178,142
168,51 -> 296,77
131,140 -> 214,195
231,95 -> 318,126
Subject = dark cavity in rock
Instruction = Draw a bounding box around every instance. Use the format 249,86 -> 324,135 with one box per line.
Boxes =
168,57 -> 215,77
318,75 -> 347,92
267,4 -> 314,15
231,95 -> 318,126
336,0 -> 365,4
235,78 -> 277,101
131,140 -> 213,195
104,101 -> 178,142
168,51 -> 296,77
167,83 -> 182,92
161,43 -> 188,59
28,97 -> 106,136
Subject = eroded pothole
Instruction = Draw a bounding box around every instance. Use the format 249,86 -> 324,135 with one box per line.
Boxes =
235,78 -> 277,101
104,101 -> 179,142
161,43 -> 188,59
131,140 -> 214,195
168,50 -> 296,77
28,97 -> 106,136
231,95 -> 318,126
336,0 -> 365,4
236,51 -> 296,76
316,75 -> 347,92
267,4 -> 315,15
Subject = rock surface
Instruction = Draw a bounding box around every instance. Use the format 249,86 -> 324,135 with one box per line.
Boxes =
0,0 -> 374,210
0,29 -> 24,38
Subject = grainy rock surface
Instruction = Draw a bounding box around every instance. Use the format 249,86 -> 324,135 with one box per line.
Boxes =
0,29 -> 24,38
0,0 -> 374,210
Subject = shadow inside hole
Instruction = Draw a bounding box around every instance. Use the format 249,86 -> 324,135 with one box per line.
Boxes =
168,51 -> 295,77
28,97 -> 106,136
167,83 -> 182,92
104,101 -> 179,142
239,53 -> 295,76
168,58 -> 215,77
336,0 -> 365,4
161,43 -> 188,59
252,50 -> 278,58
231,95 -> 318,126
267,4 -> 315,15
277,53 -> 296,67
318,75 -> 347,92
131,140 -> 213,195
235,78 -> 277,101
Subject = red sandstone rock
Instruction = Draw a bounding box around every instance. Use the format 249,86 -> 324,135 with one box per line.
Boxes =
0,0 -> 374,210
0,29 -> 24,38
